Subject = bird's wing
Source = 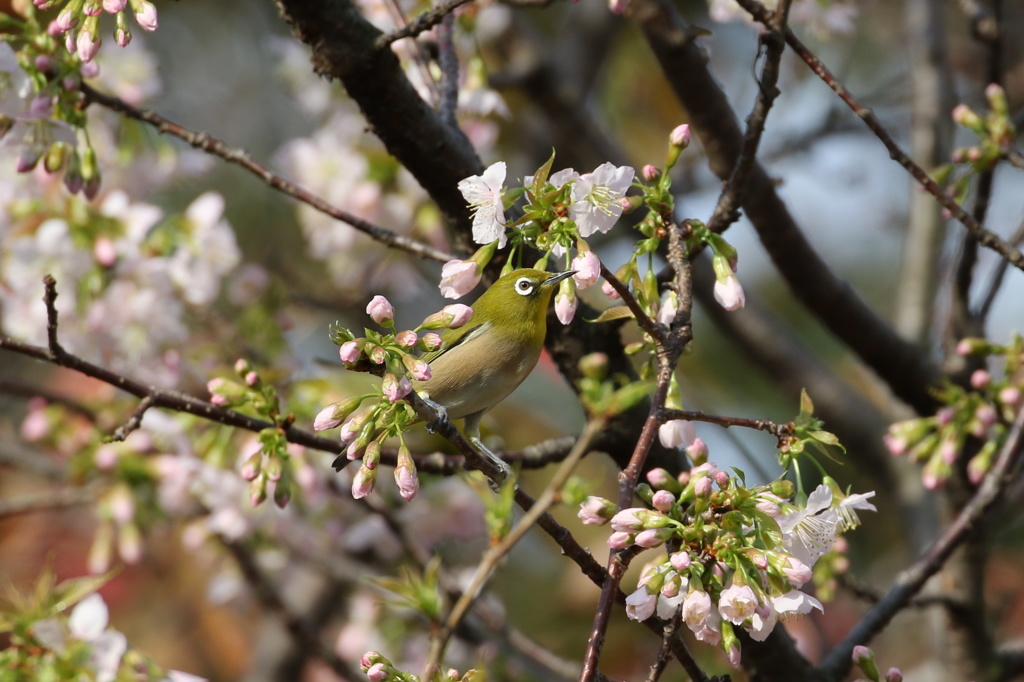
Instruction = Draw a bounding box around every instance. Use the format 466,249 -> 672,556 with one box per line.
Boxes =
420,320 -> 493,364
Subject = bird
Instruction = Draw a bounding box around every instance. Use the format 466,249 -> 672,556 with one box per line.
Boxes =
414,268 -> 576,481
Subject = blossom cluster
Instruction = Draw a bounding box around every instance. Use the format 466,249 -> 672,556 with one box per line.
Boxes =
36,0 -> 158,62
313,296 -> 475,501
449,126 -> 747,340
885,335 -> 1023,488
1,579 -> 205,682
580,452 -> 874,665
2,188 -> 243,385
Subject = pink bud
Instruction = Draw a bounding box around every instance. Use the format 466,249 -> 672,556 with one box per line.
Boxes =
607,531 -> 633,549
382,373 -> 412,402
351,466 -> 375,499
608,0 -> 629,14
92,235 -> 117,266
1000,386 -> 1021,407
339,340 -> 361,363
420,332 -> 442,351
686,437 -> 708,464
670,551 -> 690,571
555,290 -> 577,325
601,280 -> 620,299
670,124 -> 691,148
658,419 -> 695,449
634,529 -> 664,548
651,489 -> 675,512
970,369 -> 990,389
642,164 -> 660,182
366,295 -> 394,325
713,274 -> 745,311
395,330 -> 418,348
314,404 -> 343,431
395,465 -> 418,501
133,0 -> 158,30
645,468 -> 673,489
442,303 -> 473,328
694,476 -> 712,497
103,0 -> 127,11
77,29 -> 101,62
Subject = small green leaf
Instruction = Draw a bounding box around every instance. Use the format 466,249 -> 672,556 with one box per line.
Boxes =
531,150 -> 557,196
799,389 -> 814,417
588,306 -> 634,323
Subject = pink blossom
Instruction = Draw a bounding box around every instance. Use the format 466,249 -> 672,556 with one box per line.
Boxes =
571,251 -> 601,289
718,583 -> 758,624
1000,386 -> 1021,407
570,163 -> 635,237
642,164 -> 659,182
658,419 -> 695,449
686,437 -> 708,463
682,589 -> 712,631
625,587 -> 658,621
93,235 -> 117,266
366,295 -> 394,325
103,0 -> 127,12
439,259 -> 480,299
458,161 -> 507,247
714,274 -> 745,311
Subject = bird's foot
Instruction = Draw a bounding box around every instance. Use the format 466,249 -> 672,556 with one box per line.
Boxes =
470,436 -> 512,491
422,396 -> 449,435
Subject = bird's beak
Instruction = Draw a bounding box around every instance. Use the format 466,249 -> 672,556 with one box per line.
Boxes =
544,270 -> 577,286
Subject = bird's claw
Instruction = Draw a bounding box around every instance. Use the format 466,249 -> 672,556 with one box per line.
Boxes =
423,398 -> 449,435
471,436 -> 512,491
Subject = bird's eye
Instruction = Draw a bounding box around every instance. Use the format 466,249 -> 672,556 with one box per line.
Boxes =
515,277 -> 534,296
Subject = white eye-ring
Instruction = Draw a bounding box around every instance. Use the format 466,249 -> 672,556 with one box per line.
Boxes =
515,277 -> 535,296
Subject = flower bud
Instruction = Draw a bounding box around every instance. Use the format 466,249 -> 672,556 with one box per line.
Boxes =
339,340 -> 362,364
670,551 -> 691,571
401,353 -> 432,381
394,443 -> 418,501
366,295 -> 395,326
132,0 -> 158,30
351,465 -> 376,499
951,104 -> 984,132
852,645 -> 879,681
382,373 -> 412,402
394,330 -> 418,348
419,332 -> 442,352
651,489 -> 675,512
642,164 -> 660,182
578,496 -> 616,525
571,251 -> 602,289
240,451 -> 262,481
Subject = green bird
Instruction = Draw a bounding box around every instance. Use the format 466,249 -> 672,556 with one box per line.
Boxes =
414,268 -> 576,479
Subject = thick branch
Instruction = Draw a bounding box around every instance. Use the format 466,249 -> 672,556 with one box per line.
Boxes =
274,0 -> 483,241
630,0 -> 942,416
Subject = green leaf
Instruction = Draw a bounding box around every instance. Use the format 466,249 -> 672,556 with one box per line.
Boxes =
606,381 -> 654,416
531,150 -> 557,196
588,306 -> 634,323
799,388 -> 814,418
51,570 -> 119,616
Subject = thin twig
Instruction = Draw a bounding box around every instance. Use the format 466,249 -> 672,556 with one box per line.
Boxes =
599,263 -> 665,344
818,405 -> 1024,679
645,607 -> 682,682
704,0 -> 790,236
978,219 -> 1024,320
660,408 -> 792,440
374,0 -> 475,49
80,84 -> 453,264
437,12 -> 459,127
733,0 -> 1024,273
110,395 -> 154,442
